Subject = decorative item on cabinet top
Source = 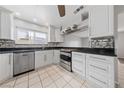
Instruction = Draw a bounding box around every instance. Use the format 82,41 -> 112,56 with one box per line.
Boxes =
0,39 -> 15,48
91,36 -> 114,48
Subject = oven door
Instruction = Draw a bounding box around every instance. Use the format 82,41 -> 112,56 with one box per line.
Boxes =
60,59 -> 72,72
60,55 -> 71,62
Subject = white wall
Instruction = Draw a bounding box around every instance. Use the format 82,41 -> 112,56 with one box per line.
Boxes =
118,32 -> 124,58
60,34 -> 89,47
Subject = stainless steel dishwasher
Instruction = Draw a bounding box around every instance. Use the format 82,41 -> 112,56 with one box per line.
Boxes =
13,51 -> 35,76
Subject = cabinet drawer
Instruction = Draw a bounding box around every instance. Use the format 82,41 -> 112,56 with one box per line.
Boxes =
72,52 -> 84,57
88,72 -> 108,87
87,54 -> 113,63
89,68 -> 108,82
86,54 -> 115,88
72,52 -> 85,62
89,64 -> 108,77
89,75 -> 108,87
72,57 -> 84,62
88,60 -> 109,73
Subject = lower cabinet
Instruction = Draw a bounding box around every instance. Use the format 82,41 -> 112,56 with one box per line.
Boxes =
46,50 -> 54,65
72,52 -> 86,79
53,50 -> 60,64
72,52 -> 117,88
86,54 -> 116,88
0,53 -> 13,83
35,50 -> 54,69
35,51 -> 45,69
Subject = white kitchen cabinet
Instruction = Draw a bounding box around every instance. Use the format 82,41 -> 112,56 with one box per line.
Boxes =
48,25 -> 55,42
72,52 -> 86,79
35,50 -> 53,69
0,8 -> 13,39
48,25 -> 63,42
53,50 -> 60,64
55,29 -> 64,42
89,6 -> 113,37
35,51 -> 46,69
0,53 -> 13,83
46,50 -> 54,65
86,54 -> 116,88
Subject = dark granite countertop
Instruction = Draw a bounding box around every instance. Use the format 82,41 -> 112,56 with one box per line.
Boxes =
72,48 -> 116,57
0,47 -> 61,54
0,47 -> 117,57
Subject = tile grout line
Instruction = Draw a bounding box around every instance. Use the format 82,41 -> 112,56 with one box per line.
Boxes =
41,66 -> 62,88
62,77 -> 72,88
50,65 -> 79,88
80,80 -> 86,88
45,71 -> 57,87
37,70 -> 43,88
46,70 -> 58,88
28,72 -> 29,88
60,69 -> 85,88
28,70 -> 41,87
13,77 -> 17,88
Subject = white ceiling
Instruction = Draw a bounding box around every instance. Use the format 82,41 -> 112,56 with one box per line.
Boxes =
1,5 -> 81,28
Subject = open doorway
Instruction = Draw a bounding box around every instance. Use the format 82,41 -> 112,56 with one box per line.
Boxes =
117,6 -> 124,88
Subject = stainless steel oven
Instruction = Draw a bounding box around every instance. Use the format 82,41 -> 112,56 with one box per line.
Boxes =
60,49 -> 72,72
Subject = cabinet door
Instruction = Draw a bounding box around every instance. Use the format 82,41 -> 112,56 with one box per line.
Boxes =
35,51 -> 45,69
72,52 -> 86,79
46,50 -> 53,65
53,50 -> 60,64
28,52 -> 35,70
90,6 -> 109,37
48,25 -> 55,42
0,54 -> 11,82
0,11 -> 12,39
55,29 -> 64,42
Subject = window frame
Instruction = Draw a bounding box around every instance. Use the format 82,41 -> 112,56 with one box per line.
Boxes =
15,26 -> 48,44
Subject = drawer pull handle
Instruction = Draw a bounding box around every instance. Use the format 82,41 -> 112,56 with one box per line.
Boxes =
90,64 -> 107,71
90,56 -> 106,61
90,75 -> 106,84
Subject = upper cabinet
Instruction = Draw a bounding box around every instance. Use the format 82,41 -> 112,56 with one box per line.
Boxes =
48,25 -> 64,42
55,28 -> 64,42
0,8 -> 13,40
89,6 -> 114,37
48,25 -> 55,42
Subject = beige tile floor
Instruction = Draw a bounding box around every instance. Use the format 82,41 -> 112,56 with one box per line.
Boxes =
0,64 -> 87,88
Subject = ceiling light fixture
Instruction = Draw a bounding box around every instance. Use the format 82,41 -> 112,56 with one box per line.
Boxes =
15,12 -> 21,16
33,18 -> 37,22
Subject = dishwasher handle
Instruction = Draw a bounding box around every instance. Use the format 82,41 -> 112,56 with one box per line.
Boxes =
22,54 -> 28,56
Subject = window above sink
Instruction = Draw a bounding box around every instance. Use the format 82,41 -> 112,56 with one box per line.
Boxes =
14,27 -> 47,44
